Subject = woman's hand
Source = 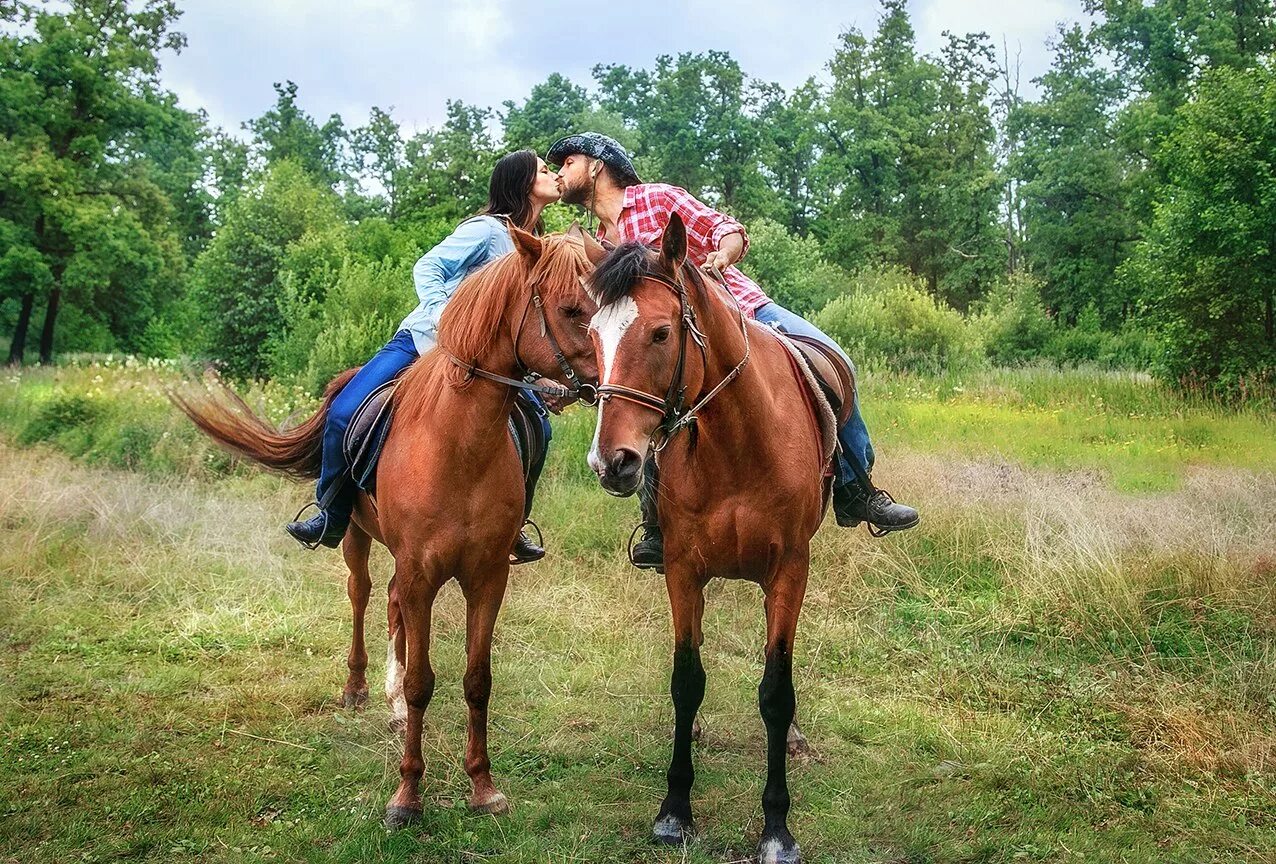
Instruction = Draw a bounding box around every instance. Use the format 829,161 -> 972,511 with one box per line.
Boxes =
529,377 -> 575,414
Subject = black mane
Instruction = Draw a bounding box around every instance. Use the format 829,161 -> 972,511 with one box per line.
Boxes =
589,241 -> 660,307
589,241 -> 710,307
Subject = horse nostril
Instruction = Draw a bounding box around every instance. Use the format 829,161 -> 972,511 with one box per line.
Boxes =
609,447 -> 642,485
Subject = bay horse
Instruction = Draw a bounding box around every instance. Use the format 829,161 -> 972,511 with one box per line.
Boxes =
586,214 -> 829,864
173,225 -> 606,826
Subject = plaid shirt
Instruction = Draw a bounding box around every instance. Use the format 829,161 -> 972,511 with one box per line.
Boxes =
601,183 -> 772,316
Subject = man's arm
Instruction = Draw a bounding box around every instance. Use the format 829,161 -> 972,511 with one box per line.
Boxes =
657,185 -> 751,269
703,232 -> 744,271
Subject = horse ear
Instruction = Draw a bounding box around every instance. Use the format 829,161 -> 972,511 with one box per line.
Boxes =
509,224 -> 542,262
579,227 -> 609,266
660,212 -> 687,273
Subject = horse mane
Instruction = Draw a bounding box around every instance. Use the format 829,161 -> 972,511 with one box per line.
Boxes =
394,234 -> 591,420
590,241 -> 710,308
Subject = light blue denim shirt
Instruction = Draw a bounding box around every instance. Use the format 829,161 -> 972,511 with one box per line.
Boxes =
399,215 -> 513,355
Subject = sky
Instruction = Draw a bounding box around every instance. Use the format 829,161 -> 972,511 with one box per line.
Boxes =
158,0 -> 1087,138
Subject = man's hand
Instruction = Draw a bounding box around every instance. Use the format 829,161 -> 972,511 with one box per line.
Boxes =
529,376 -> 575,414
701,231 -> 744,274
702,249 -> 733,272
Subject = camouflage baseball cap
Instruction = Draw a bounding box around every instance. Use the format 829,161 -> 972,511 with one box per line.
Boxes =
547,132 -> 641,185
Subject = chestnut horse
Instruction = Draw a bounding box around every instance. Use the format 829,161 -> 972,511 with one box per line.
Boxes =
586,214 -> 828,864
173,226 -> 605,826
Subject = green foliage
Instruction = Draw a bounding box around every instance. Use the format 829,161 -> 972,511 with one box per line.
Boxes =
0,0 -> 197,363
975,273 -> 1057,365
502,73 -> 590,154
1123,63 -> 1276,394
737,218 -> 852,316
1011,25 -> 1138,328
397,101 -> 496,227
244,80 -> 348,190
812,267 -> 982,373
190,161 -> 344,378
17,390 -> 100,446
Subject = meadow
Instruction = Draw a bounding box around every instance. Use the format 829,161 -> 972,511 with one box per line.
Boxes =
1,360 -> 1274,863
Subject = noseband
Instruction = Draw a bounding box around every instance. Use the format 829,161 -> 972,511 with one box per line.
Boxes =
449,275 -> 598,405
595,266 -> 750,451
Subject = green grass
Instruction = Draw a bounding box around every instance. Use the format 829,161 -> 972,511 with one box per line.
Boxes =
1,361 -> 1274,862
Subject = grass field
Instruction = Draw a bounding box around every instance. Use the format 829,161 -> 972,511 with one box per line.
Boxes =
2,361 -> 1274,863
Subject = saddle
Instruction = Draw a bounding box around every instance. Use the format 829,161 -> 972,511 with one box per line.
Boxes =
781,333 -> 856,430
342,382 -> 544,495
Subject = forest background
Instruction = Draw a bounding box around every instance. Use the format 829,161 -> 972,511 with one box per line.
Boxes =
3,0 -> 1275,397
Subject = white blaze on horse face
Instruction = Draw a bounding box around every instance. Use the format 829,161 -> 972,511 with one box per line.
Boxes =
588,296 -> 639,474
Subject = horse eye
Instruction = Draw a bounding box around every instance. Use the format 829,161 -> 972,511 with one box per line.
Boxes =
653,326 -> 671,344
561,305 -> 583,319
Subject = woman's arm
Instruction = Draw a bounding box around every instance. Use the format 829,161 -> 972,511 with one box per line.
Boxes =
411,217 -> 497,332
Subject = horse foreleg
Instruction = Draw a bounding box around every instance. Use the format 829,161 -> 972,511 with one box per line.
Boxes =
384,561 -> 441,829
757,558 -> 808,864
385,578 -> 408,730
653,574 -> 706,845
340,525 -> 373,709
460,564 -> 511,815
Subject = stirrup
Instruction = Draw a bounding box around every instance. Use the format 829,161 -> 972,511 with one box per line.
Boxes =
863,488 -> 909,538
510,518 -> 544,565
289,501 -> 328,551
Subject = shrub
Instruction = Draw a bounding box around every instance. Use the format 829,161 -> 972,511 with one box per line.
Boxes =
811,267 -> 982,374
975,273 -> 1057,365
18,392 -> 102,446
738,219 -> 854,317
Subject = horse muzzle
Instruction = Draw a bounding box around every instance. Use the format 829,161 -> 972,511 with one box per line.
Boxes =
595,446 -> 644,497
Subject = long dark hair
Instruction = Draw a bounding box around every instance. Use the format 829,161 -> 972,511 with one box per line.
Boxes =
479,149 -> 544,234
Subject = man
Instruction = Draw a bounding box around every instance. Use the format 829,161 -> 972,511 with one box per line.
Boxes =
547,132 -> 918,568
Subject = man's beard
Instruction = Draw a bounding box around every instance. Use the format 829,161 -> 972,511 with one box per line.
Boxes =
559,177 -> 593,207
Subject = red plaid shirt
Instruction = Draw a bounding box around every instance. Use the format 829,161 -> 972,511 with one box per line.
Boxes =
600,183 -> 772,316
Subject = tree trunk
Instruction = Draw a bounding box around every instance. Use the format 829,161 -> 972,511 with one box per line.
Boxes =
38,287 -> 60,365
7,292 -> 35,365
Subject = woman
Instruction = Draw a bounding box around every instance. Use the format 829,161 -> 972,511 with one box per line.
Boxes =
286,149 -> 564,561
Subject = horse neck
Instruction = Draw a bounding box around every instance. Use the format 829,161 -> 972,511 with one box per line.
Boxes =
683,279 -> 766,449
403,310 -> 523,437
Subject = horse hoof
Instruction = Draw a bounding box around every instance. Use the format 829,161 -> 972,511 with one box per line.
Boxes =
652,814 -> 693,845
384,805 -> 422,831
757,835 -> 802,864
468,791 -> 510,815
341,688 -> 369,709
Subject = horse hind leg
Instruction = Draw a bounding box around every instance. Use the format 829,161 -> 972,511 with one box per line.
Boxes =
460,564 -> 511,815
385,579 -> 408,731
340,524 -> 373,709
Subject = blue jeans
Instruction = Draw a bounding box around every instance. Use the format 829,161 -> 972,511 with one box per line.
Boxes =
317,330 -> 420,518
753,302 -> 875,493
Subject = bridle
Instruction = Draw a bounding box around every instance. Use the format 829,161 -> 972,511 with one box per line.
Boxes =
594,265 -> 750,451
449,271 -> 599,406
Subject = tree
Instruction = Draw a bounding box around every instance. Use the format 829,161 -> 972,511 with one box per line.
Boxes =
594,53 -> 771,216
244,80 -> 348,190
1,0 -> 193,364
1122,63 -> 1276,392
397,100 -> 496,227
351,105 -> 404,219
1011,25 -> 1139,327
189,160 -> 343,378
501,73 -> 589,154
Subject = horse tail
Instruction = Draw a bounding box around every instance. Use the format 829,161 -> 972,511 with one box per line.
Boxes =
170,368 -> 360,480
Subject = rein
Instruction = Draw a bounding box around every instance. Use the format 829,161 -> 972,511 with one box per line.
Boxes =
596,265 -> 750,451
447,276 -> 598,406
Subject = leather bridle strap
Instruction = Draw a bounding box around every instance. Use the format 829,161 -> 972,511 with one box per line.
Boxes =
448,274 -> 599,405
594,265 -> 749,450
